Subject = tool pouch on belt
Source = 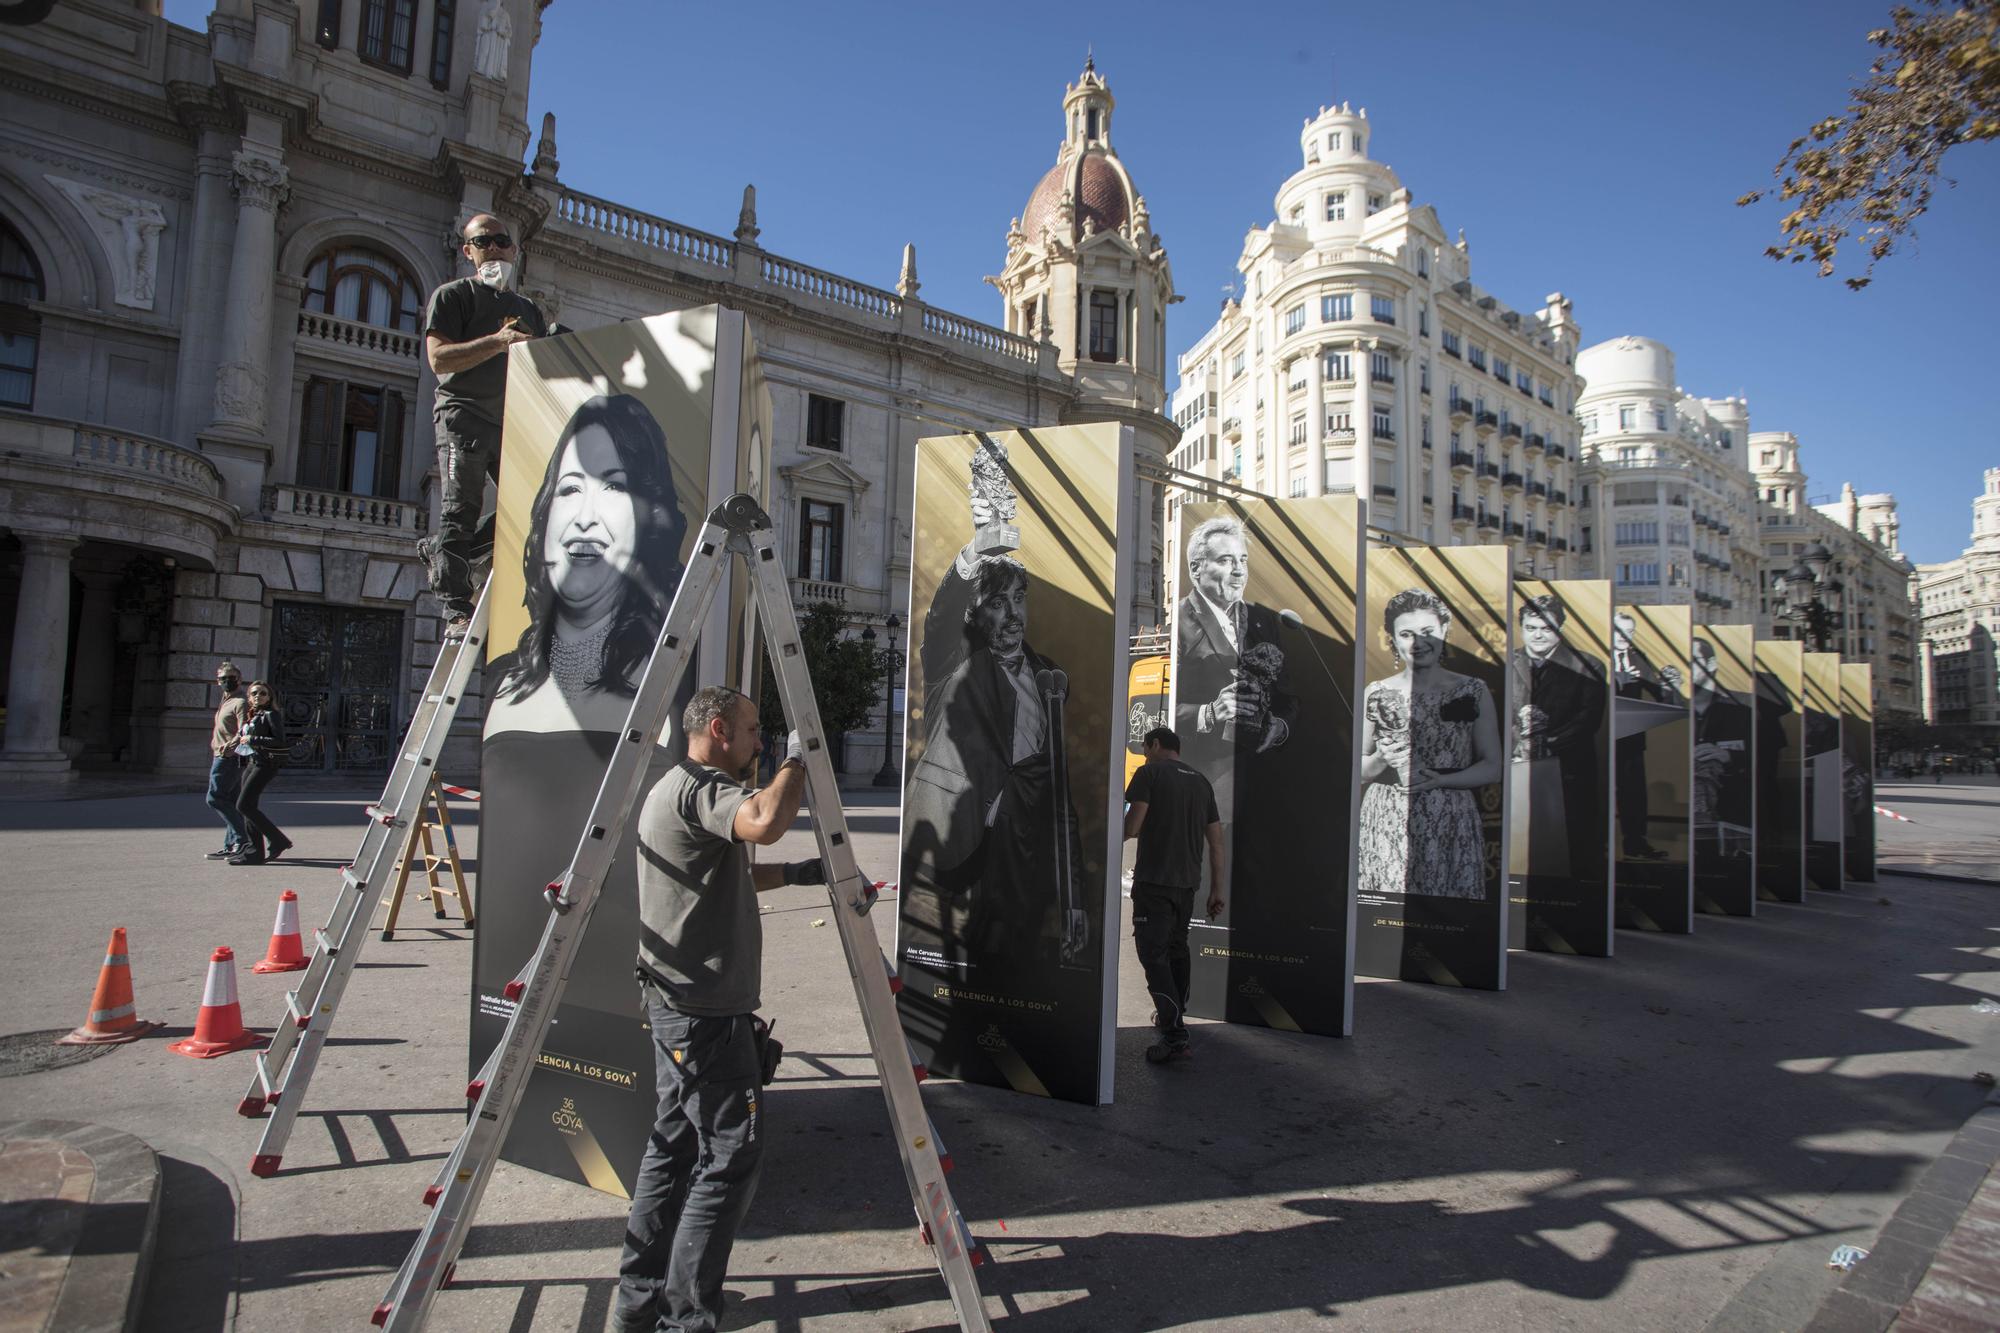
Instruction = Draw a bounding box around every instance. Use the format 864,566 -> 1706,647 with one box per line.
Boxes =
750,1014 -> 782,1087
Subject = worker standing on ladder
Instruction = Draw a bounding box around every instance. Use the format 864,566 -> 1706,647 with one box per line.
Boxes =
417,213 -> 548,638
616,685 -> 822,1333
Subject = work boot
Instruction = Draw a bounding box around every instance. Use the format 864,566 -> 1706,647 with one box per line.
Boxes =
1144,1038 -> 1191,1064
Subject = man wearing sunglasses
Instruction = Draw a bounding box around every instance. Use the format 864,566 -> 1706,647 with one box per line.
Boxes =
419,213 -> 549,636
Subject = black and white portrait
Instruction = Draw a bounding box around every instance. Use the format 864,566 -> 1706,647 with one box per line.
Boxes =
1612,609 -> 1685,861
1690,634 -> 1753,863
1509,592 -> 1607,886
1358,588 -> 1503,899
900,451 -> 1091,979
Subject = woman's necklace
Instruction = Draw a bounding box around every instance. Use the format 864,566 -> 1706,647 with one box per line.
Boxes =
548,615 -> 614,699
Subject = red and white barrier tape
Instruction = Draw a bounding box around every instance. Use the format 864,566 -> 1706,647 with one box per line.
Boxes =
1874,804 -> 1912,823
439,783 -> 481,801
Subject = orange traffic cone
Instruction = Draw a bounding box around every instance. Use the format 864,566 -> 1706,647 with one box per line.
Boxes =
56,927 -> 162,1045
169,946 -> 261,1058
252,891 -> 309,974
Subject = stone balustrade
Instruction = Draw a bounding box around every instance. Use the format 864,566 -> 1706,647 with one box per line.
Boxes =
790,576 -> 848,606
554,189 -> 736,269
267,483 -> 427,533
297,310 -> 422,359
760,253 -> 902,319
921,308 -> 1038,363
70,422 -> 223,497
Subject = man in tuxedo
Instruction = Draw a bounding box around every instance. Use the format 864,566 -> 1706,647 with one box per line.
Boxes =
902,529 -> 1088,977
1612,611 -> 1684,859
1509,595 -> 1607,882
1174,517 -> 1295,823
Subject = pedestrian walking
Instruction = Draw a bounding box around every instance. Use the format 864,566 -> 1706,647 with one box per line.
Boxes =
230,682 -> 292,866
1122,726 -> 1224,1064
615,686 -> 821,1333
205,660 -> 250,859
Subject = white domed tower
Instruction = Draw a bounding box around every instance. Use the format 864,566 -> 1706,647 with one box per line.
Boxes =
991,57 -> 1181,624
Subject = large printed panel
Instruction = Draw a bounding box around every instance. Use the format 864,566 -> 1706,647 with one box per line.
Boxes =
472,309 -> 735,1196
1755,640 -> 1806,903
1841,664 -> 1876,883
1506,579 -> 1615,956
1612,605 -> 1694,933
1355,544 -> 1511,990
896,425 -> 1132,1105
1804,651 -> 1845,892
1172,494 -> 1364,1037
1693,624 -> 1759,917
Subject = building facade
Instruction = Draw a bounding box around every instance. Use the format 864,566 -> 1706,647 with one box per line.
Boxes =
1748,435 -> 1918,715
1914,468 -> 2000,745
0,1 -> 1169,781
1572,336 -> 1758,616
1167,102 -> 1585,581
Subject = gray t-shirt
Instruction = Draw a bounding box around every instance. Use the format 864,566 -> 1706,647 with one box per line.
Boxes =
1125,757 -> 1220,890
422,276 -> 547,426
635,760 -> 760,1016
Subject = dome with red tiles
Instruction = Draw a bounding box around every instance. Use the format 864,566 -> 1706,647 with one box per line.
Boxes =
1022,152 -> 1132,245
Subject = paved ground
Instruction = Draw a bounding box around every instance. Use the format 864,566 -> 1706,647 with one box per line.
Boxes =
0,783 -> 1995,1331
1874,782 -> 2000,885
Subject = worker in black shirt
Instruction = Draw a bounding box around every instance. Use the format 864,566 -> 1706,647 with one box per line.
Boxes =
1123,726 -> 1224,1064
418,212 -> 549,636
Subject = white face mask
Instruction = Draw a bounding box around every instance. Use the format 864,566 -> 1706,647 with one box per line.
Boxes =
476,259 -> 515,291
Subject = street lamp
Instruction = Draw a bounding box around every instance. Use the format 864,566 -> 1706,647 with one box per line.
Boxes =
1779,542 -> 1843,652
873,613 -> 902,787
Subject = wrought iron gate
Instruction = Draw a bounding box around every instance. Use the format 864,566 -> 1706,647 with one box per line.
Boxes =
270,601 -> 403,773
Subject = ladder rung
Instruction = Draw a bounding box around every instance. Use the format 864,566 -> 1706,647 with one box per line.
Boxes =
313,928 -> 336,957
284,991 -> 308,1028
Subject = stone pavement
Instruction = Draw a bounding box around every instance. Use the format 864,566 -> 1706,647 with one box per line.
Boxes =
0,782 -> 1998,1330
1873,782 -> 2000,885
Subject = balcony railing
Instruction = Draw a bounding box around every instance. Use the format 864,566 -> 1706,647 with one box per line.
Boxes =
1449,398 -> 1474,418
1525,433 -> 1545,452
762,252 -> 902,319
1506,521 -> 1526,538
1479,461 -> 1501,479
790,577 -> 849,606
1477,513 -> 1498,530
1443,345 -> 1462,359
1450,450 -> 1476,470
921,308 -> 1039,363
1526,480 -> 1547,498
1451,502 -> 1476,522
66,423 -> 224,498
1550,489 -> 1568,505
1528,528 -> 1548,545
1371,369 -> 1395,384
1554,537 -> 1570,553
297,310 -> 422,360
1373,483 -> 1398,499
1501,471 -> 1523,490
1502,422 -> 1524,439
1547,444 -> 1568,461
266,483 -> 427,533
1475,410 -> 1499,430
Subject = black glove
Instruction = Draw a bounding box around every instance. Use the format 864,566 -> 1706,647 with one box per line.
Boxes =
783,858 -> 827,886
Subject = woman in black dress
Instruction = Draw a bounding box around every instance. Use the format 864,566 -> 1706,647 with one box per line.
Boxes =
231,681 -> 292,865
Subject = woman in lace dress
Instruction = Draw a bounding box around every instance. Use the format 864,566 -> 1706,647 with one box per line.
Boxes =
1358,588 -> 1504,899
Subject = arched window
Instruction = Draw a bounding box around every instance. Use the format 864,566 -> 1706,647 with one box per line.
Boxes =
303,244 -> 422,333
0,219 -> 45,410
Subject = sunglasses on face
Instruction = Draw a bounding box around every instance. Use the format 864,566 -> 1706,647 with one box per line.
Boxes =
466,233 -> 514,250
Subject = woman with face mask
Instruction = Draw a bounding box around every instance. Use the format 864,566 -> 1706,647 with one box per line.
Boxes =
1356,588 -> 1502,899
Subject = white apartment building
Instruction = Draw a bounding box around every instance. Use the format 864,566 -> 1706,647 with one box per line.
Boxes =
0,1 -> 1168,781
1167,102 -> 1584,579
1573,336 -> 1758,616
1751,435 -> 1918,716
1914,468 -> 2000,746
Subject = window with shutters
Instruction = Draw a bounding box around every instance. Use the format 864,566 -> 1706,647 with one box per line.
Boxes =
798,499 -> 844,583
299,377 -> 406,498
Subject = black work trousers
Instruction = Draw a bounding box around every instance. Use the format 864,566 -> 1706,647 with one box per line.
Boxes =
1131,881 -> 1195,1044
616,990 -> 765,1333
423,405 -> 502,618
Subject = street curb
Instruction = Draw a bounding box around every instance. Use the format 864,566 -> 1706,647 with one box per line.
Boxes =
1877,868 -> 2000,888
0,1118 -> 161,1333
1799,1092 -> 2000,1333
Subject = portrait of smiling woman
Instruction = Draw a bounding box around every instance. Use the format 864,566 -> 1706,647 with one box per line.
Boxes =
480,392 -> 688,1016
1357,587 -> 1503,900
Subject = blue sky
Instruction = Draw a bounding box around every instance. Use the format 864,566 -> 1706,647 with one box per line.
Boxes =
169,0 -> 1996,563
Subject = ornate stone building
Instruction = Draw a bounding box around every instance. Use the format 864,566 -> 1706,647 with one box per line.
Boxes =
1167,101 -> 1586,580
1573,335 -> 1758,617
0,2 -> 1171,781
1914,468 -> 2000,745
